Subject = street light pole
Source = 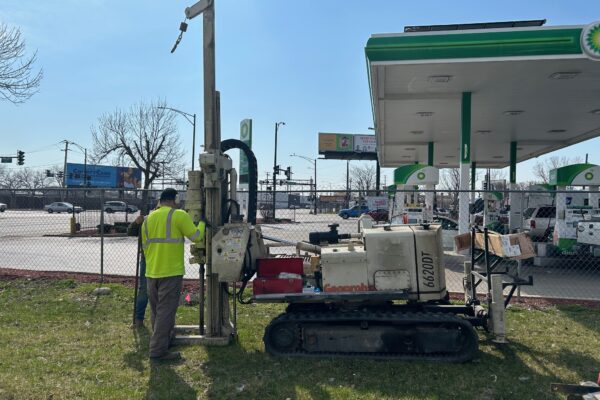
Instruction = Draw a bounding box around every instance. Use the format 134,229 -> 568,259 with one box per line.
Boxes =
272,121 -> 285,219
192,113 -> 196,171
158,106 -> 197,171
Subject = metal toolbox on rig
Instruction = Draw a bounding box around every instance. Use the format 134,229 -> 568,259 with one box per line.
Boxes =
253,277 -> 303,295
253,258 -> 303,295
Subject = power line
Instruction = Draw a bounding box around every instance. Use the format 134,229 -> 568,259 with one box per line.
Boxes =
24,141 -> 64,154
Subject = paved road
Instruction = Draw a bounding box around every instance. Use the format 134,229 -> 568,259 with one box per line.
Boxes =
1,209 -> 598,300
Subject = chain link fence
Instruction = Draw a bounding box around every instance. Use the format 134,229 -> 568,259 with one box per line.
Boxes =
1,187 -> 599,301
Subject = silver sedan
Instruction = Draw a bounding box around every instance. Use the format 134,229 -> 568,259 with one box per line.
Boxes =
43,202 -> 83,213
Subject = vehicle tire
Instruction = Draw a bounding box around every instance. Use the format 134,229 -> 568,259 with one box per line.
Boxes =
341,213 -> 349,219
105,208 -> 113,213
48,209 -> 53,213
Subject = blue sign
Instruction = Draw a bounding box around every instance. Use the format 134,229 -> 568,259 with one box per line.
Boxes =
66,163 -> 142,188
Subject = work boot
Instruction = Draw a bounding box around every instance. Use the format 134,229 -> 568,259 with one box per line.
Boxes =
150,351 -> 181,362
133,319 -> 145,329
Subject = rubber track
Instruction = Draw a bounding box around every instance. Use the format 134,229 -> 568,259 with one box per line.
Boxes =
264,310 -> 479,363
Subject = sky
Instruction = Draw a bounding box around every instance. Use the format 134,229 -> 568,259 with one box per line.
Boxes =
0,0 -> 598,190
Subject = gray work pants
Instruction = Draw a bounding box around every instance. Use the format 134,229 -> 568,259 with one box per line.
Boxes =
147,275 -> 183,358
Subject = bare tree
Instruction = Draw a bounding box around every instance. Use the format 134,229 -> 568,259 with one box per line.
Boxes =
532,156 -> 583,184
350,163 -> 376,197
0,23 -> 43,104
11,168 -> 45,189
92,99 -> 185,209
0,169 -> 20,190
439,168 -> 460,209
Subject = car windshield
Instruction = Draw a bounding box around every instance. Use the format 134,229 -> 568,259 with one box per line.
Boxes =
522,208 -> 536,218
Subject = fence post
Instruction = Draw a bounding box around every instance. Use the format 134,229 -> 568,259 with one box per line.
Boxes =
100,189 -> 105,284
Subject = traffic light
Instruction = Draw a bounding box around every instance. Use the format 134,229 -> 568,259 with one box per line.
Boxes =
274,165 -> 281,175
45,170 -> 52,177
483,181 -> 488,190
284,166 -> 292,180
57,171 -> 64,179
16,150 -> 24,166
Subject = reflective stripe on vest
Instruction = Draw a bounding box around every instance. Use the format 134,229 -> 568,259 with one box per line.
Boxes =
144,208 -> 185,248
189,229 -> 202,241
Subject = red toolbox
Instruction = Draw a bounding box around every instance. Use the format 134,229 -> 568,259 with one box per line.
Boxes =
254,258 -> 303,295
253,277 -> 303,295
257,257 -> 303,278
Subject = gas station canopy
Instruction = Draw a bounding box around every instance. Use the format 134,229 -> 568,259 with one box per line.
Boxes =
366,20 -> 600,168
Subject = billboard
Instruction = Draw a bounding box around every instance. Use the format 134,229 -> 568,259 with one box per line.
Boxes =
354,135 -> 377,153
239,119 -> 252,189
66,163 -> 142,188
318,133 -> 377,160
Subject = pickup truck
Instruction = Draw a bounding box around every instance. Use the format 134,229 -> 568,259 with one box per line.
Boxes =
523,206 -> 555,240
338,205 -> 369,219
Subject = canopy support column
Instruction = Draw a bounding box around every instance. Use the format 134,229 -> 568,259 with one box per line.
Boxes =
508,141 -> 522,232
459,92 -> 471,234
376,159 -> 381,195
426,142 -> 435,221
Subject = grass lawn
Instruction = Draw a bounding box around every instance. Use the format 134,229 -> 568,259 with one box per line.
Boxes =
0,278 -> 598,400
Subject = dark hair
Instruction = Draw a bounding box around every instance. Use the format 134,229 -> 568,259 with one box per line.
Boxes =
159,188 -> 178,201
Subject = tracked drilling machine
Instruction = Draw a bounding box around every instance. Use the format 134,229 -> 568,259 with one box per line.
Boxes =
173,0 -> 529,360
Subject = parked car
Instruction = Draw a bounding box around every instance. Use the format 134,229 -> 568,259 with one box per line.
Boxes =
435,216 -> 458,231
523,205 -> 556,240
0,202 -> 6,212
434,216 -> 459,250
338,205 -> 369,219
103,201 -> 138,213
366,208 -> 389,222
44,202 -> 83,213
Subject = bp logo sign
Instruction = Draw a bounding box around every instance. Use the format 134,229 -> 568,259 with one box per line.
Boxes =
582,21 -> 600,60
417,171 -> 426,180
585,172 -> 594,181
240,123 -> 249,139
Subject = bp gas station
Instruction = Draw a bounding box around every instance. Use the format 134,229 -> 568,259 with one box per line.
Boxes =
361,19 -> 600,254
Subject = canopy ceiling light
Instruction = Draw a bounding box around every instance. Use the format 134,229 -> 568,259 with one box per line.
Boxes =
503,110 -> 524,116
410,130 -> 424,135
416,111 -> 434,117
428,75 -> 452,83
548,129 -> 566,133
549,71 -> 580,80
476,130 -> 491,134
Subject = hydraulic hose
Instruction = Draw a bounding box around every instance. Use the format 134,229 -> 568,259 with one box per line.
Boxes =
220,139 -> 258,225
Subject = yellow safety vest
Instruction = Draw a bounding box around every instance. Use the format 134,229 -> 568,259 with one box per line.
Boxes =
141,206 -> 205,278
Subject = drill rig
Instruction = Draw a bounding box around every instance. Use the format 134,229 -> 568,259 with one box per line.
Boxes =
174,0 -> 519,361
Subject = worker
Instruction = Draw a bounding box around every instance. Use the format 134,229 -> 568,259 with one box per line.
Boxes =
128,214 -> 148,328
141,188 -> 205,361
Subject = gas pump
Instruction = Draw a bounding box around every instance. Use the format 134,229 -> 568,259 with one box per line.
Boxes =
391,164 -> 439,222
549,163 -> 600,252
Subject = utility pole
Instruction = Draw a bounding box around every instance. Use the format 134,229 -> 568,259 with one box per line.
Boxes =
272,121 -> 285,219
346,160 -> 350,208
62,140 -> 69,188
